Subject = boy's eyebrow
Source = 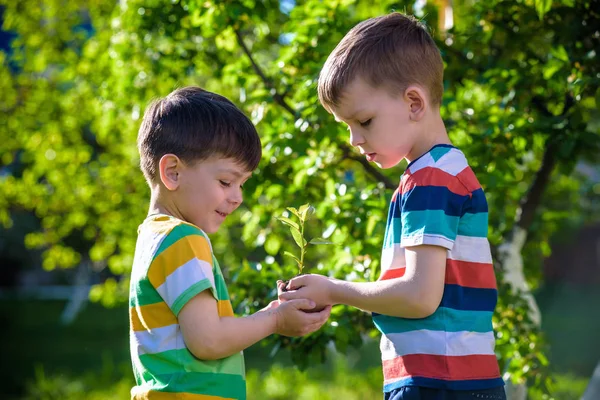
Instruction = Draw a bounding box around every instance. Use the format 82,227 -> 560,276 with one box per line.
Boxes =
218,168 -> 253,179
334,108 -> 365,122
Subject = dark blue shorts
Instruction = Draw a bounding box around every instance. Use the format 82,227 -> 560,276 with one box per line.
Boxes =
385,386 -> 506,400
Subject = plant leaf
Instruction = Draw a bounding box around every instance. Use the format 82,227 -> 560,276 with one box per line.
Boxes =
290,227 -> 307,248
275,216 -> 299,231
286,207 -> 300,219
298,204 -> 309,220
309,237 -> 333,245
284,251 -> 302,266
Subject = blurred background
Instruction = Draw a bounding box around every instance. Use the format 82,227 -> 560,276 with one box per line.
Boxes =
1,0 -> 599,399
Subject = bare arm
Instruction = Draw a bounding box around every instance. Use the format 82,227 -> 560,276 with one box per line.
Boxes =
281,245 -> 447,319
179,291 -> 330,360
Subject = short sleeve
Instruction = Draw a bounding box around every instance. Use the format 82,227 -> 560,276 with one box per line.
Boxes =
399,174 -> 469,250
147,228 -> 217,316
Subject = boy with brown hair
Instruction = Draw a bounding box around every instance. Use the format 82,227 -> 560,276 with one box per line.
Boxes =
280,13 -> 506,400
129,86 -> 330,400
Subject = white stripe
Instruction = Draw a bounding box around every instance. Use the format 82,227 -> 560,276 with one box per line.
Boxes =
434,148 -> 469,176
408,152 -> 435,174
448,235 -> 492,263
132,324 -> 185,355
381,243 -> 406,270
401,233 -> 454,250
156,258 -> 215,308
131,231 -> 166,282
380,330 -> 495,360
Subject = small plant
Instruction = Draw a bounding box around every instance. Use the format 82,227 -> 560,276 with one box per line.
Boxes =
275,204 -> 332,276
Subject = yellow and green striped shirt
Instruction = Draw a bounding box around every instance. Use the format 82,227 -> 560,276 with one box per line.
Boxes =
129,214 -> 245,400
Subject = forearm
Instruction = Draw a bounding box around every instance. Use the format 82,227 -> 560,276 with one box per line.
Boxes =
191,309 -> 277,360
330,278 -> 436,318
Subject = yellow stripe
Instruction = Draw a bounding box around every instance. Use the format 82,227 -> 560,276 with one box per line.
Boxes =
130,302 -> 177,331
133,390 -> 234,400
145,216 -> 181,234
217,300 -> 234,317
148,235 -> 213,289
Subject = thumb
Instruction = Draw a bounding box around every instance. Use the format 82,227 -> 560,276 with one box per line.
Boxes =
289,298 -> 315,310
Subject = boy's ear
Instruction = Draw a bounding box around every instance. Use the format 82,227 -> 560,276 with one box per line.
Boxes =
158,154 -> 182,191
405,85 -> 427,122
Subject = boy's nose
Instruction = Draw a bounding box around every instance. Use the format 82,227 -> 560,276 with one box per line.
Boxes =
229,188 -> 243,205
349,129 -> 364,147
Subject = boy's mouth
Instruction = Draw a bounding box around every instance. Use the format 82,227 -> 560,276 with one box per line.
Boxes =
366,153 -> 376,162
215,210 -> 227,218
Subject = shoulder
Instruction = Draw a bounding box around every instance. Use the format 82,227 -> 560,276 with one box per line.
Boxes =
401,146 -> 482,196
148,216 -> 214,264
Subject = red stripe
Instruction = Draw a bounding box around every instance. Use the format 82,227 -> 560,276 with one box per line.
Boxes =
379,267 -> 406,281
445,259 -> 497,289
383,354 -> 500,382
391,188 -> 400,202
456,168 -> 481,193
401,167 -> 471,196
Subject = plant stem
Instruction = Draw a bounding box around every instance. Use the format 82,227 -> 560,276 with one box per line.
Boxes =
299,218 -> 305,275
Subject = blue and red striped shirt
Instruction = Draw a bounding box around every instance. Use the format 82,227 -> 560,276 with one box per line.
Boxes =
374,144 -> 503,392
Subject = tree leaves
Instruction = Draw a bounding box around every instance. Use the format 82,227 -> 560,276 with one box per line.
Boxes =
534,0 -> 553,19
1,0 -> 598,387
309,237 -> 333,245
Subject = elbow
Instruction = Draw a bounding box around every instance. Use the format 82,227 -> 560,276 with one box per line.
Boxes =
411,300 -> 438,319
412,289 -> 442,318
186,337 -> 224,361
401,288 -> 442,319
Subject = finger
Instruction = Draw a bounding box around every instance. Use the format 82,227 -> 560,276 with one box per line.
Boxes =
303,305 -> 332,323
318,305 -> 332,319
303,320 -> 328,335
278,290 -> 303,302
286,275 -> 307,290
287,298 -> 316,311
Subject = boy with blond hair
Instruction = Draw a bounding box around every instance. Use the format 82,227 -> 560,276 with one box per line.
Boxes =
280,13 -> 505,400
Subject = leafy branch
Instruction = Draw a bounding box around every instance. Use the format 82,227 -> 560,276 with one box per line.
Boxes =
232,25 -> 397,190
276,204 -> 332,275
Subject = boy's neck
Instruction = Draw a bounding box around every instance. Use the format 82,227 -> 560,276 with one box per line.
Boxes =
406,112 -> 451,165
148,188 -> 183,221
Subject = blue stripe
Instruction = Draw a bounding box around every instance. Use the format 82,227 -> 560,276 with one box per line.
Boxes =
457,212 -> 489,237
429,145 -> 454,162
383,200 -> 402,248
402,210 -> 459,242
466,188 -> 488,213
384,377 -> 504,392
372,307 -> 493,334
400,186 -> 469,217
440,284 -> 498,312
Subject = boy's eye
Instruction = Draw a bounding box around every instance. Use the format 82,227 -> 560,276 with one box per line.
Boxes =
359,119 -> 372,127
219,180 -> 231,187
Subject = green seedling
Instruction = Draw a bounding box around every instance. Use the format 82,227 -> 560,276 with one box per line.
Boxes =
275,203 -> 333,276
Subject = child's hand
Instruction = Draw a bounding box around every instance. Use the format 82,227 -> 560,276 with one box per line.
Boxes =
278,274 -> 335,311
274,298 -> 331,337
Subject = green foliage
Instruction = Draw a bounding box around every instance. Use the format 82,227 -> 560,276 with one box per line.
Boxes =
24,364 -> 133,400
276,203 -> 332,275
246,361 -> 382,400
1,0 -> 599,395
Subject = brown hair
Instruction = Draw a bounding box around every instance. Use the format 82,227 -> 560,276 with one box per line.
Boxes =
318,12 -> 444,110
137,86 -> 262,183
